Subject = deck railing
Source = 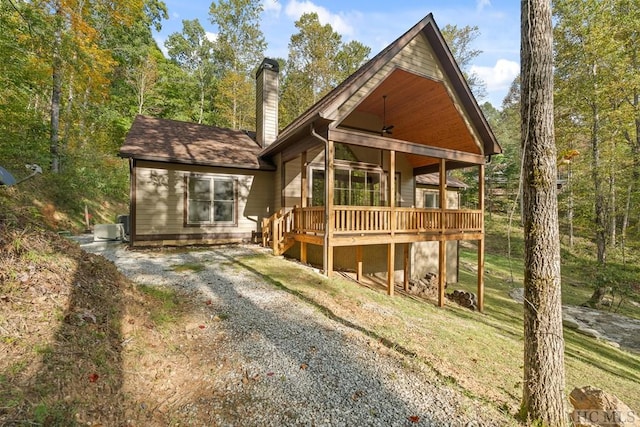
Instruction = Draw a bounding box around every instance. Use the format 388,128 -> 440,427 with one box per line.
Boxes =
293,206 -> 482,235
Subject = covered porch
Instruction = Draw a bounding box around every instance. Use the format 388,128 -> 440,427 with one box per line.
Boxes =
258,17 -> 501,311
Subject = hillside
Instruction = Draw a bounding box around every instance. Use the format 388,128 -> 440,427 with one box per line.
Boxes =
1,187 -> 639,425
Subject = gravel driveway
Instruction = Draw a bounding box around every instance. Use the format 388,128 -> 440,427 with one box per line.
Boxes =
79,239 -> 512,427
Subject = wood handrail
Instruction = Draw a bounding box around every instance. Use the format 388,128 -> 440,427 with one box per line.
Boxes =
295,206 -> 482,235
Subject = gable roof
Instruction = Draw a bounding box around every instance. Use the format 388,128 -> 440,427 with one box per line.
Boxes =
119,115 -> 275,171
260,13 -> 501,160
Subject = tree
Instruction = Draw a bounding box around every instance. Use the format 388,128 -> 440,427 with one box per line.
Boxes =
520,1 -> 567,425
441,24 -> 487,100
165,19 -> 216,124
280,12 -> 370,128
209,0 -> 266,130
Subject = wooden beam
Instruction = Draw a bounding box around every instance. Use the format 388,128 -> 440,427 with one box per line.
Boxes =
389,150 -> 396,236
387,242 -> 395,296
438,239 -> 446,307
478,237 -> 485,313
356,245 -> 363,281
324,140 -> 335,278
439,159 -> 446,235
329,231 -> 484,246
478,163 -> 485,312
301,242 -> 307,264
329,128 -> 486,165
403,243 -> 409,291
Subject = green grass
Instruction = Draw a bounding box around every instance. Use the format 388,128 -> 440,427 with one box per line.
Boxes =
231,221 -> 640,419
138,284 -> 180,326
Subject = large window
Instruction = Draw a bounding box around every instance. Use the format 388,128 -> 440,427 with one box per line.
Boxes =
187,175 -> 236,224
311,165 -> 385,206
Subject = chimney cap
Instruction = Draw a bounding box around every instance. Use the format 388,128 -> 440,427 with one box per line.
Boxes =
257,58 -> 279,74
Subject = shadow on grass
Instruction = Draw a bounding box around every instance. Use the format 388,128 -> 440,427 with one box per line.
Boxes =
2,237 -> 128,425
564,329 -> 640,384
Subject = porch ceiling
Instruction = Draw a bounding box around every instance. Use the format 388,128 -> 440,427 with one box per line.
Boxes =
339,69 -> 483,169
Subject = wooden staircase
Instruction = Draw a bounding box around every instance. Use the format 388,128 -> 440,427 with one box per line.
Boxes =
261,209 -> 296,255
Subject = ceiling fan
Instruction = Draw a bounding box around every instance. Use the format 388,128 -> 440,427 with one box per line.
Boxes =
381,95 -> 394,136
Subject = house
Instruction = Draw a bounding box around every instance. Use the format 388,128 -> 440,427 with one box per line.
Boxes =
119,14 -> 501,311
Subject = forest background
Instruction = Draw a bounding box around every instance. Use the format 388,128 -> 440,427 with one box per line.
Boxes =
1,0 -> 639,301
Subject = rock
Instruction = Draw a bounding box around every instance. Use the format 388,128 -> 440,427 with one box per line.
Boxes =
508,287 -> 524,303
562,315 -> 581,330
570,386 -> 639,427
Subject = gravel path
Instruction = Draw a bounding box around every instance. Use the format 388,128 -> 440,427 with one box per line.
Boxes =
80,239 -> 511,427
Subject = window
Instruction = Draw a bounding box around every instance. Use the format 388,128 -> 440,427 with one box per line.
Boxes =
187,175 -> 236,224
310,165 -> 385,206
424,191 -> 439,209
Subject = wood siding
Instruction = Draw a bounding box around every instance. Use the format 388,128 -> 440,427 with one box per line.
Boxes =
133,161 -> 274,244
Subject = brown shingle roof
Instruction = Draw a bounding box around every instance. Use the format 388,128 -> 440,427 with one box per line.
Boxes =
119,115 -> 275,170
415,173 -> 468,189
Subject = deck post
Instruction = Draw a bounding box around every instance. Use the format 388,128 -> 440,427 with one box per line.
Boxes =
300,151 -> 308,264
356,245 -> 363,281
438,239 -> 446,307
324,139 -> 335,277
439,158 -> 446,232
477,163 -> 485,312
387,242 -> 395,296
403,243 -> 409,291
388,150 -> 396,296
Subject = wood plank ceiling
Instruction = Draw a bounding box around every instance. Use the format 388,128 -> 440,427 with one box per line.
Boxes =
338,68 -> 483,170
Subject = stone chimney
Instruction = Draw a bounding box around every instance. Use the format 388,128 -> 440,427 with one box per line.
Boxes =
255,58 -> 279,148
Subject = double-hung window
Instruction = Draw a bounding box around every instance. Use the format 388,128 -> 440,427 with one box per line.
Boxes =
187,175 -> 236,225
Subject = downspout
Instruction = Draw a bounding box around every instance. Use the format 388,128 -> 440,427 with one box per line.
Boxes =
310,123 -> 330,273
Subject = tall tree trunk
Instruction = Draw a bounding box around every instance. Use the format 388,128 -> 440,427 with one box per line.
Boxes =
609,162 -> 616,247
567,162 -> 574,248
591,99 -> 606,264
520,1 -> 566,425
621,183 -> 632,263
50,3 -> 63,174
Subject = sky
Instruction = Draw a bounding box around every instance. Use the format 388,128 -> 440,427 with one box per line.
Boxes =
153,0 -> 520,107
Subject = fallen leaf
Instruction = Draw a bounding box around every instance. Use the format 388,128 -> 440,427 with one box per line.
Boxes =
300,363 -> 308,370
266,372 -> 275,377
408,415 -> 420,423
88,373 -> 99,383
205,300 -> 212,305
198,325 -> 205,329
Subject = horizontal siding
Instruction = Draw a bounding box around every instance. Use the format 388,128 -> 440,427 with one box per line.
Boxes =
134,163 -> 273,239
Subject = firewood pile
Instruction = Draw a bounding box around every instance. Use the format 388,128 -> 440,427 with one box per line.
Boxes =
447,290 -> 478,311
407,272 -> 440,298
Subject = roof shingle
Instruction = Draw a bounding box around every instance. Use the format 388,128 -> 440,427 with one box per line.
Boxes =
119,115 -> 274,171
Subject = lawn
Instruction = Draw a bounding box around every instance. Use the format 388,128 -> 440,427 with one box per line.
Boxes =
234,215 -> 640,417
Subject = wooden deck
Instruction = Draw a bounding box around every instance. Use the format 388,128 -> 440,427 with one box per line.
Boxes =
263,206 -> 483,251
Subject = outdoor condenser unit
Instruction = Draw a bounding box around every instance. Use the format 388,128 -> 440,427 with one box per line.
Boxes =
94,223 -> 124,241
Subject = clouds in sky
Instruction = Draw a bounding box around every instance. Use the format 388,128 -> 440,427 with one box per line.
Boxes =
471,59 -> 519,104
156,0 -> 519,106
283,0 -> 356,36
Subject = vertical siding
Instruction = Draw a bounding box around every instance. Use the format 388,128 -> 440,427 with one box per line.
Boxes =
134,161 -> 273,239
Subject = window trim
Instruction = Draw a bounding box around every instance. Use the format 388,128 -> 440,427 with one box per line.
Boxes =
184,174 -> 238,227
